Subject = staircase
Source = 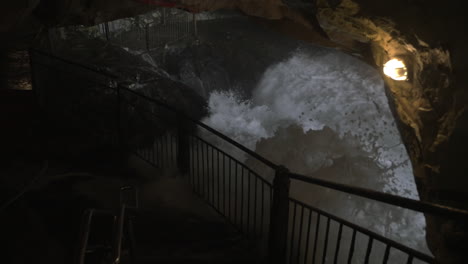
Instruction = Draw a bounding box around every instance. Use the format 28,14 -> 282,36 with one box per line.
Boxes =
78,179 -> 260,264
126,209 -> 254,263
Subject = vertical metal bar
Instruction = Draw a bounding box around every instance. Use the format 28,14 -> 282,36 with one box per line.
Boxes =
234,162 -> 238,225
296,205 -> 305,264
217,150 -> 220,210
113,205 -> 126,264
333,223 -> 343,264
406,255 -> 413,264
322,217 -> 331,264
192,137 -> 195,186
145,23 -> 150,50
161,134 -> 165,166
160,135 -> 163,167
170,134 -> 174,165
347,229 -> 357,264
212,147 -> 215,204
151,139 -> 155,165
223,154 -> 226,215
261,181 -> 265,236
228,157 -> 232,219
289,202 -> 298,264
254,176 -> 258,237
270,186 -> 273,209
193,13 -> 198,38
268,167 -> 290,264
78,209 -> 94,264
196,138 -> 200,194
382,245 -> 390,264
148,143 -> 152,162
155,136 -> 159,167
189,137 -> 193,186
174,134 -> 178,166
152,140 -> 156,167
312,213 -> 321,263
247,170 -> 251,235
117,85 -> 123,153
176,134 -> 179,166
191,137 -> 195,187
119,28 -> 122,46
303,209 -> 312,264
145,143 -> 151,162
105,22 -> 110,41
166,133 -> 170,166
159,135 -> 164,167
241,167 -> 244,232
167,133 -> 170,166
201,141 -> 205,197
364,237 -> 373,264
206,143 -> 209,199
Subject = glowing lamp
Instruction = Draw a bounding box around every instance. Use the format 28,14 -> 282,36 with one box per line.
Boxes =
383,58 -> 408,81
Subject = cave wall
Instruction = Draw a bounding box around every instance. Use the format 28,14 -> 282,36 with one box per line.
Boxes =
2,0 -> 467,262
311,2 -> 468,262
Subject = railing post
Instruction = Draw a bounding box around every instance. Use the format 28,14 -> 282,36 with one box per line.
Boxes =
115,82 -> 123,151
47,28 -> 56,55
268,166 -> 290,264
177,114 -> 190,175
28,49 -> 40,107
192,13 -> 198,38
145,23 -> 150,51
104,22 -> 110,41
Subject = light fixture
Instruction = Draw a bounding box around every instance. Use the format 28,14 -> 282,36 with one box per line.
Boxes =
383,58 -> 408,81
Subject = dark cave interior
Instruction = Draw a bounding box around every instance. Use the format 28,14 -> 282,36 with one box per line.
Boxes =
1,1 -> 468,264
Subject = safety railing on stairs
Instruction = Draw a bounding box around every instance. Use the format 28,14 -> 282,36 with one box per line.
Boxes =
117,74 -> 277,245
30,49 -> 468,264
77,208 -> 121,264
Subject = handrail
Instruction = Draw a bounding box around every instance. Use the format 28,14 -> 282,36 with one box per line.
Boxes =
30,48 -> 468,223
29,47 -> 278,170
77,209 -> 117,264
120,86 -> 279,169
289,172 -> 468,220
191,134 -> 273,187
77,209 -> 94,264
30,48 -> 119,78
121,83 -> 468,220
0,160 -> 49,213
113,204 -> 126,264
289,198 -> 435,263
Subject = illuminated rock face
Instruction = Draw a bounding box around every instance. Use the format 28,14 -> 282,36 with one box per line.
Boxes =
3,0 -> 467,262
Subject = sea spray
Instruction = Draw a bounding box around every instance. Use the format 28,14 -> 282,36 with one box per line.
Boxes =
201,50 -> 429,255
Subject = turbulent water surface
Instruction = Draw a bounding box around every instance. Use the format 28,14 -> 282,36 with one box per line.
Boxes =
201,49 -> 429,256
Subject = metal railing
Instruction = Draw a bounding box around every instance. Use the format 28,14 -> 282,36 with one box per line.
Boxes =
77,209 -> 119,264
47,8 -> 196,53
117,76 -> 276,245
96,8 -> 195,51
287,198 -> 432,264
30,49 -> 468,264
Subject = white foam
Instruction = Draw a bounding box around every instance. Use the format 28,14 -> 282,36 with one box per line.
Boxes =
201,49 -> 429,255
203,51 -> 418,198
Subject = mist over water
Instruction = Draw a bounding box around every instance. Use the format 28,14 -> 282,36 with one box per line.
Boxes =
203,50 -> 417,197
201,50 -> 429,254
